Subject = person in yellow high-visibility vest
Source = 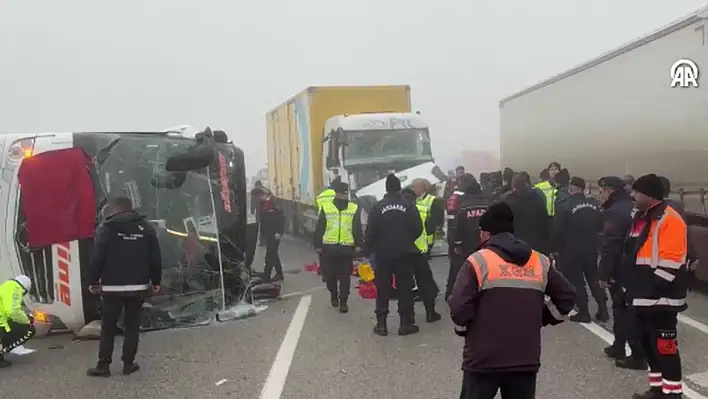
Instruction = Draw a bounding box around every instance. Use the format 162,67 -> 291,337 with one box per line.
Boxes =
313,181 -> 363,313
315,177 -> 341,213
0,275 -> 36,368
534,168 -> 558,216
410,178 -> 442,324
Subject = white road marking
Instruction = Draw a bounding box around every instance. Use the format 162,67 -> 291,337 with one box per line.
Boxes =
215,379 -> 228,386
579,322 -> 707,399
679,314 -> 708,336
688,371 -> 708,389
278,286 -> 325,300
259,294 -> 312,399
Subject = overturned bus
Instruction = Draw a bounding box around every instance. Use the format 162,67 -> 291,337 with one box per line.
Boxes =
0,126 -> 248,333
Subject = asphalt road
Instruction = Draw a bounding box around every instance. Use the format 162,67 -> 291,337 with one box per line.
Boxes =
5,237 -> 708,399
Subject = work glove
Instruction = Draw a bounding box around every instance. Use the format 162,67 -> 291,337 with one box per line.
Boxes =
28,314 -> 35,327
274,233 -> 282,241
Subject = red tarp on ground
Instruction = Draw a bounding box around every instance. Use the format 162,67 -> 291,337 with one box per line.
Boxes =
18,148 -> 96,248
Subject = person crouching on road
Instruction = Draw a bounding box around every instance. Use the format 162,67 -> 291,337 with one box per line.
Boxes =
364,174 -> 423,336
87,197 -> 162,378
314,181 -> 363,313
627,174 -> 689,399
0,275 -> 36,368
449,202 -> 576,399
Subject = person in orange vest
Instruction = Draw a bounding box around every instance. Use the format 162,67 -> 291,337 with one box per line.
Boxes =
448,202 -> 576,399
626,174 -> 689,399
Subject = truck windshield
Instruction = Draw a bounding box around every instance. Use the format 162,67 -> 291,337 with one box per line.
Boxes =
343,128 -> 433,166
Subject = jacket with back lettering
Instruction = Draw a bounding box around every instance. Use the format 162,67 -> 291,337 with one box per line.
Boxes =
450,192 -> 492,258
89,211 -> 162,295
448,233 -> 576,373
363,192 -> 422,260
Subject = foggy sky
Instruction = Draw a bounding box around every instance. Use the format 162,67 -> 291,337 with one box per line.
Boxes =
1,0 -> 706,173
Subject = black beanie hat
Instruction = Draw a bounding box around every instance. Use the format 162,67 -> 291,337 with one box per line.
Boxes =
479,203 -> 514,235
632,173 -> 664,200
385,174 -> 401,193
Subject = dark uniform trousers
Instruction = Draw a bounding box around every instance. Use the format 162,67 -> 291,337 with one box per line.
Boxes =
412,253 -> 439,308
460,371 -> 537,399
374,255 -> 415,319
609,284 -> 645,358
446,250 -> 465,300
263,233 -> 283,279
0,321 -> 36,354
322,251 -> 353,300
638,311 -> 682,389
557,251 -> 606,313
245,223 -> 258,269
98,295 -> 143,366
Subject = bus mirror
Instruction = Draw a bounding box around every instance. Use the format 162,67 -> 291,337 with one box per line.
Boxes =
165,142 -> 216,172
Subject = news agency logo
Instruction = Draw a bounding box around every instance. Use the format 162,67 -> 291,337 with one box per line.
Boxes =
670,59 -> 699,88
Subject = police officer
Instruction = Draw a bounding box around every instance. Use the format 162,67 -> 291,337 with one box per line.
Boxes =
0,275 -> 36,368
364,174 -> 423,336
314,181 -> 362,313
449,203 -> 576,399
597,176 -> 648,370
445,176 -> 468,300
551,177 -> 607,323
447,174 -> 491,300
410,178 -> 442,323
627,174 -> 688,399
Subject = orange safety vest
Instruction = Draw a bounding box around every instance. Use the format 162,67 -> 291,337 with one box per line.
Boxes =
467,248 -> 551,293
632,205 -> 688,310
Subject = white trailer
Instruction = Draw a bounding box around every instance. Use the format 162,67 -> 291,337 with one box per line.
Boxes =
500,6 -> 708,188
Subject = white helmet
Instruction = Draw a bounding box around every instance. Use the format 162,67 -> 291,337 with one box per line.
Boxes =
14,275 -> 32,292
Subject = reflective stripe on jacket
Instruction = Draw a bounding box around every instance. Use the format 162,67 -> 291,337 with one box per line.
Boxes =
534,181 -> 557,216
316,189 -> 336,212
631,205 -> 688,311
321,201 -> 358,246
467,249 -> 551,292
0,279 -> 29,332
415,194 -> 435,253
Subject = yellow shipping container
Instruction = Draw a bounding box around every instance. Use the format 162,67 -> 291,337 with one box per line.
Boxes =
266,85 -> 411,206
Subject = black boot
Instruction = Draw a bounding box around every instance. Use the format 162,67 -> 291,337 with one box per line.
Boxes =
603,344 -> 626,359
339,298 -> 349,314
631,387 -> 663,399
330,294 -> 339,308
570,310 -> 592,323
373,315 -> 388,336
398,317 -> 420,336
0,354 -> 11,368
424,301 -> 442,323
123,362 -> 140,375
615,356 -> 648,370
595,303 -> 610,323
87,362 -> 111,377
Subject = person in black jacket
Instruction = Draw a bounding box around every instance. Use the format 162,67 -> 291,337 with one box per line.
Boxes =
446,174 -> 491,300
503,172 -> 551,255
553,168 -> 572,211
364,174 -> 423,337
551,177 -> 606,323
87,197 -> 162,377
255,188 -> 286,281
314,182 -> 363,313
596,176 -> 647,370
